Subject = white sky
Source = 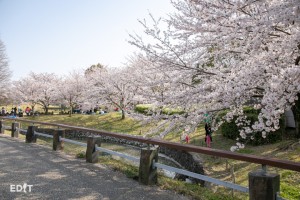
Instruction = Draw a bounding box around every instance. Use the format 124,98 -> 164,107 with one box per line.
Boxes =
0,0 -> 174,80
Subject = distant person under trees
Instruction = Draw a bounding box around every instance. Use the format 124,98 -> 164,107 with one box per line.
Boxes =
25,107 -> 31,116
1,107 -> 5,116
205,123 -> 212,148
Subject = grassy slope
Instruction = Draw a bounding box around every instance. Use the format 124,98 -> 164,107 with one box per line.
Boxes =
6,113 -> 300,200
27,112 -> 152,135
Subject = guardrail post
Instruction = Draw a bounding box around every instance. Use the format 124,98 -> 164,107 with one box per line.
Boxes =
11,122 -> 19,138
0,120 -> 4,134
249,169 -> 280,200
26,126 -> 37,143
139,147 -> 158,185
53,129 -> 65,151
86,136 -> 99,163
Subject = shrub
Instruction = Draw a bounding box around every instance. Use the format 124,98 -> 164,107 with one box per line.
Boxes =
243,106 -> 259,114
249,131 -> 282,145
134,104 -> 152,114
217,107 -> 283,145
134,104 -> 184,115
162,108 -> 185,115
220,120 -> 239,139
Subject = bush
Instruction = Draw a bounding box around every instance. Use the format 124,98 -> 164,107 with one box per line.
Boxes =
134,104 -> 184,115
134,104 -> 152,114
243,106 -> 259,114
249,131 -> 282,145
162,107 -> 185,115
218,107 -> 283,145
220,120 -> 239,139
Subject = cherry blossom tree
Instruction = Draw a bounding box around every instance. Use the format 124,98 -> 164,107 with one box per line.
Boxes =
0,39 -> 12,103
13,72 -> 59,114
87,66 -> 140,119
56,70 -> 88,116
30,72 -> 59,114
129,0 -> 300,145
13,74 -> 39,113
128,54 -> 177,105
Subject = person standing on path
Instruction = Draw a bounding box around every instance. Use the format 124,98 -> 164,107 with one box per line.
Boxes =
205,123 -> 212,147
205,133 -> 211,148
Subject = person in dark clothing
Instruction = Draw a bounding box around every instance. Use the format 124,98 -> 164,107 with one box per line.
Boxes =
1,107 -> 5,116
13,107 -> 17,116
205,123 -> 212,142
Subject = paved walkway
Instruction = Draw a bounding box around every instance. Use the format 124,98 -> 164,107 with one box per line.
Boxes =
0,135 -> 189,200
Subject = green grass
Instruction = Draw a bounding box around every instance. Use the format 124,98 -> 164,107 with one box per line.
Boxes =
158,176 -> 240,200
25,112 -> 154,135
135,104 -> 184,115
2,113 -> 300,200
98,155 -> 139,179
236,149 -> 254,154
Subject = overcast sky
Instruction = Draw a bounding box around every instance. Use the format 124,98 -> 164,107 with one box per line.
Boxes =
0,0 -> 174,80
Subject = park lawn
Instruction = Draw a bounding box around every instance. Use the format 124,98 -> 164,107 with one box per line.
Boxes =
6,113 -> 300,200
25,112 -> 154,135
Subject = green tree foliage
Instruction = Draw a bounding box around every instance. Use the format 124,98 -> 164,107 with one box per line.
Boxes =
84,63 -> 106,76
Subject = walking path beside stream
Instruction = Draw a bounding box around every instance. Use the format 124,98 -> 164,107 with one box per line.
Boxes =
0,135 -> 190,200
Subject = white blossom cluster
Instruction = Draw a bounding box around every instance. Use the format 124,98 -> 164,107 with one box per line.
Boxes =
0,40 -> 11,102
13,72 -> 60,113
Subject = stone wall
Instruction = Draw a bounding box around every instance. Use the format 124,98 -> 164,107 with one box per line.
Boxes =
159,146 -> 204,185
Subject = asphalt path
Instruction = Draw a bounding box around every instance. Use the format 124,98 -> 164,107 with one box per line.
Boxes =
0,135 -> 190,200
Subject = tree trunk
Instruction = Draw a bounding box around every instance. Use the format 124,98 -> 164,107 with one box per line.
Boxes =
121,109 -> 125,119
69,108 -> 72,117
31,105 -> 35,116
45,107 -> 49,115
292,93 -> 300,138
69,105 -> 73,117
120,96 -> 125,119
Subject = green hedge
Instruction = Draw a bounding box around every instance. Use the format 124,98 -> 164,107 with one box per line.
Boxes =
134,104 -> 152,114
220,120 -> 239,139
134,104 -> 184,115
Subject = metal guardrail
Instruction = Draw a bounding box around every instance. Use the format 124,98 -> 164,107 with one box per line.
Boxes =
34,131 -> 54,139
3,125 -> 11,130
60,137 -> 87,147
153,162 -> 249,193
16,127 -> 27,132
15,127 -> 27,135
95,146 -> 140,163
